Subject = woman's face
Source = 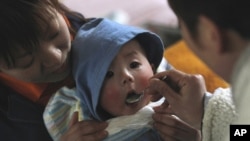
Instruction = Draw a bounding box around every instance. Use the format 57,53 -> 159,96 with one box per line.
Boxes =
100,40 -> 154,117
0,11 -> 71,82
178,17 -> 229,80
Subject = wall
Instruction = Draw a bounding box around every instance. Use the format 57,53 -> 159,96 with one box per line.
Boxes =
61,0 -> 177,27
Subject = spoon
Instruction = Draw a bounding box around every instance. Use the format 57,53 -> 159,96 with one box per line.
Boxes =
126,91 -> 144,104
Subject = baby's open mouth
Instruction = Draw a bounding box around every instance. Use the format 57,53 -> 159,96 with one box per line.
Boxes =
125,90 -> 144,104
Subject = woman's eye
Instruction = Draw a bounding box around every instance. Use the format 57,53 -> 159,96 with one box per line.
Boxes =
14,53 -> 34,69
130,62 -> 140,69
105,71 -> 114,79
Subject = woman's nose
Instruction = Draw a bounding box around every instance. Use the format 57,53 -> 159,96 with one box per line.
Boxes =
39,46 -> 62,68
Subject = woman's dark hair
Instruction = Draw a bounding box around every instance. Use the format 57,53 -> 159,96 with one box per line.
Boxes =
0,0 -> 87,67
168,0 -> 250,39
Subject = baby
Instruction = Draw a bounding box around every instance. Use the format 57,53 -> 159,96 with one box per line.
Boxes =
44,18 -> 171,141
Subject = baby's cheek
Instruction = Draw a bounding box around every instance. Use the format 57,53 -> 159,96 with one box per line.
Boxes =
104,92 -> 119,101
139,74 -> 153,87
101,87 -> 121,108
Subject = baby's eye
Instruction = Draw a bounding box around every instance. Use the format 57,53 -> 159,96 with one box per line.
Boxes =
130,61 -> 140,69
105,71 -> 114,79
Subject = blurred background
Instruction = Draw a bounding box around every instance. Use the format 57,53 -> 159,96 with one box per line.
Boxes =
61,0 -> 181,47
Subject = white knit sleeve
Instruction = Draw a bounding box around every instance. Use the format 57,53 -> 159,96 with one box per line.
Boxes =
202,88 -> 237,141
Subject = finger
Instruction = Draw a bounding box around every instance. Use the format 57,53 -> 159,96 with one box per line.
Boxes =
152,69 -> 185,82
78,120 -> 108,134
155,69 -> 189,91
153,114 -> 193,140
153,113 -> 188,133
69,112 -> 79,128
158,120 -> 201,141
157,126 -> 190,141
150,93 -> 163,102
63,112 -> 81,138
75,130 -> 108,141
147,78 -> 180,105
153,102 -> 174,114
151,70 -> 170,79
153,115 -> 180,141
151,72 -> 180,92
158,129 -> 179,141
67,121 -> 108,141
159,134 -> 176,141
153,100 -> 169,111
153,113 -> 197,134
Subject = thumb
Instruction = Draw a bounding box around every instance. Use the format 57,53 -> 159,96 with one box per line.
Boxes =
69,112 -> 79,128
153,100 -> 174,114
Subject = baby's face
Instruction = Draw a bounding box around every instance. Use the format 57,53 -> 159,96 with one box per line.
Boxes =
100,39 -> 154,117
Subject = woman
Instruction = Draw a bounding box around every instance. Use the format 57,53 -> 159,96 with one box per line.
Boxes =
0,1 -> 107,140
148,0 -> 249,141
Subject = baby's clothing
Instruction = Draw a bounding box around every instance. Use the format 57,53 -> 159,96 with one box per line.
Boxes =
44,87 -> 164,141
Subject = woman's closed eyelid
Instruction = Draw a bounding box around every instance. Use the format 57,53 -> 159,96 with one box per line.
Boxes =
47,30 -> 60,41
14,50 -> 33,59
16,57 -> 35,69
13,51 -> 34,69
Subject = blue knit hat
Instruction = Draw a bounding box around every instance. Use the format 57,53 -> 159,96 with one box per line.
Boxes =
72,18 -> 164,120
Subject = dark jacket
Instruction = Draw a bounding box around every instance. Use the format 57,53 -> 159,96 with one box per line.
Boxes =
0,14 -> 84,141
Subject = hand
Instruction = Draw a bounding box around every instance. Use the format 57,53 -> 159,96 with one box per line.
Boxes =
60,112 -> 108,141
146,69 -> 206,129
152,111 -> 201,141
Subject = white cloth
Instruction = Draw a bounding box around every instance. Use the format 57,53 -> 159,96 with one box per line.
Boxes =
106,106 -> 153,135
106,98 -> 165,135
